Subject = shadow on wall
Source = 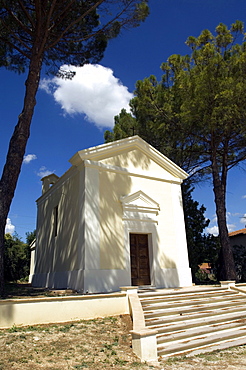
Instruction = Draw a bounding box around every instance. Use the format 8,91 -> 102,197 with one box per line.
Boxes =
99,148 -> 152,272
82,169 -> 133,293
33,143 -> 181,292
154,239 -> 180,289
54,175 -> 80,273
96,147 -> 179,291
101,146 -> 152,172
34,172 -> 81,289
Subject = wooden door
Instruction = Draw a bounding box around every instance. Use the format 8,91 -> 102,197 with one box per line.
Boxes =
130,233 -> 151,286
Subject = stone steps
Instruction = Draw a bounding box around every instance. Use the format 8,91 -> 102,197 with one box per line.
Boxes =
141,291 -> 243,307
138,287 -> 246,358
157,318 -> 246,344
147,310 -> 246,333
158,325 -> 246,357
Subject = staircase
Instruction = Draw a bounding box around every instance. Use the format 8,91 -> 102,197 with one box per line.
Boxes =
138,286 -> 246,358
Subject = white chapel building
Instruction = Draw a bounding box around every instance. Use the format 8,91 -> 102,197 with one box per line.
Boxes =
30,136 -> 192,293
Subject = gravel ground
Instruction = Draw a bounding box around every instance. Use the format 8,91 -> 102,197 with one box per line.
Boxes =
0,315 -> 246,370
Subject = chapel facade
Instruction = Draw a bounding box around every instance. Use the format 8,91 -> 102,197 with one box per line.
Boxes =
30,136 -> 192,293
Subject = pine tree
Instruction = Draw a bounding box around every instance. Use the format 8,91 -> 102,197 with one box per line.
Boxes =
106,21 -> 246,281
0,0 -> 149,296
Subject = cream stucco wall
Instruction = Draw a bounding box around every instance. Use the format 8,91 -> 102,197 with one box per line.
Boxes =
99,148 -> 186,273
32,136 -> 192,293
99,170 -> 130,270
100,149 -> 177,181
0,293 -> 128,328
34,168 -> 81,280
129,175 -> 177,270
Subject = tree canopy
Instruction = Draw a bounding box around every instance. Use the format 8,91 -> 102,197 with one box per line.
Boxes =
182,183 -> 220,282
106,21 -> 246,281
105,120 -> 218,281
0,1 -> 149,73
0,0 -> 149,296
232,244 -> 246,282
4,232 -> 31,282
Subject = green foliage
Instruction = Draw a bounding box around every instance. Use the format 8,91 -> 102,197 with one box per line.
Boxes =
182,183 -> 221,282
107,20 -> 246,180
0,1 -> 149,75
0,0 -> 150,297
106,21 -> 246,280
4,233 -> 31,282
105,109 -> 137,142
195,268 -> 210,283
8,324 -> 18,333
26,230 -> 36,246
232,245 -> 246,282
105,77 -> 204,178
105,112 -> 218,283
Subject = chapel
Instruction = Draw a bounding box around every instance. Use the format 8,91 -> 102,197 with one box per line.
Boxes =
30,136 -> 192,293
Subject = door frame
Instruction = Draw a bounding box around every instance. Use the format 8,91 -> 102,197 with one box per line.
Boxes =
129,233 -> 151,286
120,190 -> 160,287
123,222 -> 156,286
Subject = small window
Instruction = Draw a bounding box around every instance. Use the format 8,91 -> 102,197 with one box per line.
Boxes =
53,205 -> 58,237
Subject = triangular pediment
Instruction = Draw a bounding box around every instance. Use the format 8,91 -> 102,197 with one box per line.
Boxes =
69,136 -> 188,181
120,191 -> 160,222
121,190 -> 159,210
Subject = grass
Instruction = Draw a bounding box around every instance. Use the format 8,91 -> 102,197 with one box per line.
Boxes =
3,282 -> 49,299
3,281 -> 78,299
163,346 -> 246,369
1,316 -> 246,369
0,315 -> 149,370
1,283 -> 246,369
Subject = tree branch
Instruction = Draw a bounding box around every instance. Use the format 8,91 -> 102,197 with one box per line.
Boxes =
4,4 -> 33,36
18,0 -> 35,29
0,34 -> 31,59
46,0 -> 105,50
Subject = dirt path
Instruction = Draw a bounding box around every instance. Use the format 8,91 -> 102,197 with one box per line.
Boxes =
0,315 -> 246,369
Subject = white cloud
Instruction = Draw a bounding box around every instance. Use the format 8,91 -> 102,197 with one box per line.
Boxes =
206,225 -> 219,236
206,212 -> 236,235
37,166 -> 53,178
23,154 -> 37,164
207,224 -> 235,235
210,214 -> 217,224
39,79 -> 54,95
227,223 -> 236,233
40,64 -> 133,128
231,212 -> 241,217
242,195 -> 246,199
5,218 -> 15,234
240,214 -> 246,224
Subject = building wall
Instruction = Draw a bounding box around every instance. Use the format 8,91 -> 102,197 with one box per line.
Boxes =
100,149 -> 187,268
100,148 -> 176,181
96,149 -> 191,289
32,142 -> 192,292
229,234 -> 246,248
33,167 -> 83,288
99,169 -> 130,270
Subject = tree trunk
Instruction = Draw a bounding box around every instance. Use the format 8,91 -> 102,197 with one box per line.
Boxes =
0,50 -> 43,297
211,154 -> 237,281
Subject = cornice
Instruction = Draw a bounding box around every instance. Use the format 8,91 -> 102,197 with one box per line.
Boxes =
69,136 -> 188,181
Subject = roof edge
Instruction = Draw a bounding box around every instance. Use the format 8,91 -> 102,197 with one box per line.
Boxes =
229,228 -> 246,237
69,136 -> 189,180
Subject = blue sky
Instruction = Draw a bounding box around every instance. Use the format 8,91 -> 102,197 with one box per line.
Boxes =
1,0 -> 246,239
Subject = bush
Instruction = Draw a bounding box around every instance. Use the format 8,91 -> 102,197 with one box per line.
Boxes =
232,244 -> 246,283
4,233 -> 31,282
